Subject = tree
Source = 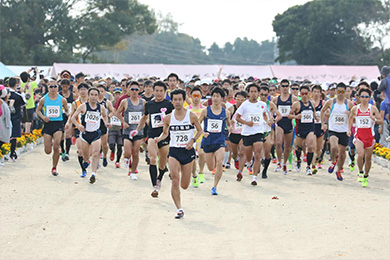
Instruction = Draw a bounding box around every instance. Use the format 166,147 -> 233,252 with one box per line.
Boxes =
0,0 -> 157,64
272,0 -> 386,65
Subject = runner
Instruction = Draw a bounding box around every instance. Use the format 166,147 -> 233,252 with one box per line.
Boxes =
348,88 -> 382,187
259,85 -> 282,178
97,84 -> 115,167
311,84 -> 325,173
289,85 -> 318,175
133,81 -> 174,197
156,89 -> 203,219
59,79 -> 74,161
117,81 -> 145,179
273,79 -> 299,174
199,87 -> 231,194
71,87 -> 110,184
66,83 -> 89,177
140,80 -> 155,164
187,87 -> 206,187
236,83 -> 269,185
321,82 -> 354,181
228,91 -> 247,181
36,78 -> 69,176
108,88 -> 124,168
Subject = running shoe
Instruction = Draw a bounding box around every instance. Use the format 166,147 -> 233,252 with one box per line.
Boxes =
251,176 -> 257,186
64,154 -> 70,161
282,164 -> 287,175
123,158 -> 129,169
103,157 -> 108,167
211,187 -> 218,195
175,210 -> 184,219
317,163 -> 322,169
328,162 -> 336,174
262,169 -> 267,179
340,167 -> 344,174
80,170 -> 87,178
130,173 -> 138,180
110,151 -> 115,161
234,158 -> 239,169
296,161 -> 301,172
192,176 -> 199,188
272,158 -> 277,164
89,174 -> 96,184
362,177 -> 368,187
61,153 -> 66,162
357,172 -> 364,182
211,168 -> 216,175
247,167 -> 253,175
236,172 -> 243,181
115,162 -> 120,168
82,160 -> 90,170
151,186 -> 159,197
303,155 -> 307,162
312,165 -> 317,175
135,169 -> 139,173
349,163 -> 355,172
275,163 -> 281,172
335,171 -> 343,181
306,167 -> 312,176
51,167 -> 58,176
198,173 -> 205,183
225,162 -> 231,169
287,164 -> 293,172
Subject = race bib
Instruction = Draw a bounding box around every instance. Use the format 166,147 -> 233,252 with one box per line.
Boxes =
47,106 -> 60,118
85,111 -> 100,125
356,116 -> 372,128
333,113 -> 347,126
67,103 -> 72,113
207,119 -> 223,133
278,105 -> 291,117
110,116 -> 122,126
171,131 -> 191,147
249,113 -> 262,125
151,112 -> 165,128
301,110 -> 313,123
315,111 -> 321,123
235,121 -> 243,131
128,112 -> 142,124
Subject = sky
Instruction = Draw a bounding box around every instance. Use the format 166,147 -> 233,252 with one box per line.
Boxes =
138,0 -> 311,48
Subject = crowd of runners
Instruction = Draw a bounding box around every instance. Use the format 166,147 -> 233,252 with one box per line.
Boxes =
1,66 -> 390,219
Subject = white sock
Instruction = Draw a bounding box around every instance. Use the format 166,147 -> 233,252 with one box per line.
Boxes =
223,151 -> 230,165
92,172 -> 96,176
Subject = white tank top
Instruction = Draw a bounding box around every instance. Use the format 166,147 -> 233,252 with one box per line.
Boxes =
169,109 -> 195,148
329,99 -> 349,133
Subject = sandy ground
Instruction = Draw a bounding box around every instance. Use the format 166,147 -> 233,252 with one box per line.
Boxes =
0,145 -> 389,260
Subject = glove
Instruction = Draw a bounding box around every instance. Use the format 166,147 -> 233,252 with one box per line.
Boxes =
129,130 -> 138,139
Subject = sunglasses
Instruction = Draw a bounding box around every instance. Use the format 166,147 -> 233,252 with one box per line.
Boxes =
281,85 -> 289,88
236,98 -> 245,102
337,90 -> 345,94
260,93 -> 268,97
291,88 -> 299,91
49,85 -> 57,88
360,95 -> 370,98
130,88 -> 139,91
300,92 -> 309,96
192,94 -> 201,98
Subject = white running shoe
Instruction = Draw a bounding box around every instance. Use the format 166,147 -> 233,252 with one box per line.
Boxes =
130,173 -> 138,180
275,163 -> 281,172
251,176 -> 257,186
306,167 -> 312,175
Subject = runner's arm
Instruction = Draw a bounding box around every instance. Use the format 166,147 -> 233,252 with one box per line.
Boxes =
101,105 -> 110,128
62,98 -> 69,116
347,106 -> 357,137
372,106 -> 383,125
320,100 -> 331,130
288,101 -> 299,120
191,111 -> 203,141
71,104 -> 86,131
270,102 -> 282,122
135,115 -> 148,133
36,98 -> 49,123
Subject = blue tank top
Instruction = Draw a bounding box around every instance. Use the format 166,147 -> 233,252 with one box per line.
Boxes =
202,106 -> 226,146
43,94 -> 63,121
